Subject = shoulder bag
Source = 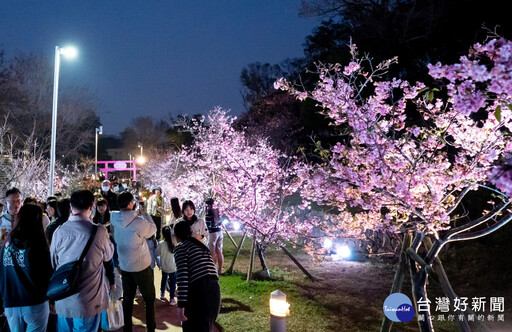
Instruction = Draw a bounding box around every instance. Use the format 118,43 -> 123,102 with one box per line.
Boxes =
46,224 -> 98,301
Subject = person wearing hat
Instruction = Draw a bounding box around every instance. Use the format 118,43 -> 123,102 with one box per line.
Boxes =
147,187 -> 165,240
101,180 -> 119,211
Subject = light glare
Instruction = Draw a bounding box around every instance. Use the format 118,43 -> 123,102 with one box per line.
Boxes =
136,156 -> 146,164
332,244 -> 351,260
270,290 -> 290,317
232,221 -> 241,231
269,299 -> 290,317
323,238 -> 333,250
60,47 -> 78,59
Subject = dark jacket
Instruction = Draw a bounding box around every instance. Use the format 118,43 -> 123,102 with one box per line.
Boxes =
93,211 -> 111,233
102,190 -> 119,211
205,207 -> 221,233
45,216 -> 68,245
0,236 -> 52,307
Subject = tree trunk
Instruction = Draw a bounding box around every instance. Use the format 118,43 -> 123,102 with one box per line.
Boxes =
225,231 -> 247,275
408,255 -> 434,331
380,232 -> 411,332
422,237 -> 481,332
256,241 -> 271,279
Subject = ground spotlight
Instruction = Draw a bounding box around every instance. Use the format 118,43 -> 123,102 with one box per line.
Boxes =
323,238 -> 333,250
332,244 -> 352,260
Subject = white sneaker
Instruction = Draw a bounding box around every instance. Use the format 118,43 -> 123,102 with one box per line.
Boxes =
160,292 -> 166,300
169,298 -> 177,306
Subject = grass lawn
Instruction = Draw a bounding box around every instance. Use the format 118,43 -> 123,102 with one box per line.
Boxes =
218,273 -> 331,331
215,234 -> 402,332
216,235 -> 333,332
215,231 -> 512,332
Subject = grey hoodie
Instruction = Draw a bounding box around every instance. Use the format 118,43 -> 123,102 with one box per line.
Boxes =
110,210 -> 156,272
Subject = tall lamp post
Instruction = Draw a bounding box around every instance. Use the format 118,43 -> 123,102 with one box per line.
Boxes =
95,126 -> 103,179
136,142 -> 146,164
48,45 -> 77,195
138,142 -> 143,157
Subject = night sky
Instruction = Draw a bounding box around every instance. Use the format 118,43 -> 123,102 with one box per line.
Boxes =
0,1 -> 321,135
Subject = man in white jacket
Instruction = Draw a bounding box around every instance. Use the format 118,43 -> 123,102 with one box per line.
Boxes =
0,187 -> 22,241
110,191 -> 157,332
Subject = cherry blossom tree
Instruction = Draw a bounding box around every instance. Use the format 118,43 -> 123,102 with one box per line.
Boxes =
141,151 -> 205,206
1,116 -> 49,197
141,108 -> 305,245
1,116 -> 87,199
276,38 -> 512,331
140,108 -> 316,280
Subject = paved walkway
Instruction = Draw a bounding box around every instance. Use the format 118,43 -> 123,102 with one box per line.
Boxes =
112,270 -> 221,331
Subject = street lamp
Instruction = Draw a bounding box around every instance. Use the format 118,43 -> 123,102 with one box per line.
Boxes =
136,142 -> 145,164
136,155 -> 146,164
95,126 -> 103,178
137,142 -> 143,157
48,45 -> 78,195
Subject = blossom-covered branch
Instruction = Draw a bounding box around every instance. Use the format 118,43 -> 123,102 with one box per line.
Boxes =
276,38 -> 512,241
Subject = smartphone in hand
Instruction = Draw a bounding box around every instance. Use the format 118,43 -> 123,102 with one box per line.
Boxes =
138,200 -> 146,214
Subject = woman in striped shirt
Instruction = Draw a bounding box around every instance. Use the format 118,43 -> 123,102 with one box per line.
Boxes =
174,215 -> 221,332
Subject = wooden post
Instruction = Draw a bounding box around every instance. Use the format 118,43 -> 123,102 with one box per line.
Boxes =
223,225 -> 238,250
225,231 -> 246,275
280,246 -> 316,281
247,234 -> 256,281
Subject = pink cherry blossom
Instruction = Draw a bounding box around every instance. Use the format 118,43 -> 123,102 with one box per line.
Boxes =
275,38 -> 512,245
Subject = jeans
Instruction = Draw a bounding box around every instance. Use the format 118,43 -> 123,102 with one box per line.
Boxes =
121,266 -> 156,332
5,301 -> 49,332
57,314 -> 101,332
182,276 -> 221,332
160,271 -> 177,298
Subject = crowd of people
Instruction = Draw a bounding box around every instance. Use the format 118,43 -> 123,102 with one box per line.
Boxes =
0,181 -> 225,332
